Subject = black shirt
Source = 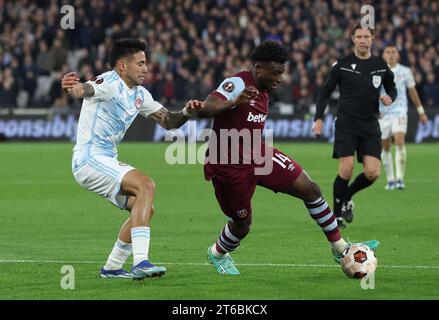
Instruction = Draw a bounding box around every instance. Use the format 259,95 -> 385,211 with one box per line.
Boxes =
315,53 -> 397,123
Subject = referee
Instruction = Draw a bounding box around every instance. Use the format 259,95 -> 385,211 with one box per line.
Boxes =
313,25 -> 397,227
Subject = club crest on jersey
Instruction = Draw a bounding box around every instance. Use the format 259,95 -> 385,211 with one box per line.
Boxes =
222,81 -> 235,92
236,208 -> 248,218
91,76 -> 104,84
135,98 -> 142,109
372,75 -> 381,88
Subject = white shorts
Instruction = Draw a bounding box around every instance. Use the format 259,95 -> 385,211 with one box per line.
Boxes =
379,116 -> 407,140
72,155 -> 135,209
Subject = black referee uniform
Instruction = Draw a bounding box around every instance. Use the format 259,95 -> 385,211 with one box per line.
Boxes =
316,53 -> 397,161
315,52 -> 397,223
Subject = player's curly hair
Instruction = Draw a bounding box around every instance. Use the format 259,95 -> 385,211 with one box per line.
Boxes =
250,41 -> 290,64
109,38 -> 148,67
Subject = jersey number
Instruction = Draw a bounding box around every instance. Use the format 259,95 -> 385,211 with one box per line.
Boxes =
274,153 -> 291,163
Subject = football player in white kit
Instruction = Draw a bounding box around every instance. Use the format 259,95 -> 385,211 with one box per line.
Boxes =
379,45 -> 428,190
62,39 -> 203,280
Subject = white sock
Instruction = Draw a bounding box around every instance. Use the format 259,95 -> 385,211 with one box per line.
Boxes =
131,227 -> 151,266
210,244 -> 225,257
395,146 -> 406,181
103,239 -> 132,270
331,238 -> 348,254
381,150 -> 395,183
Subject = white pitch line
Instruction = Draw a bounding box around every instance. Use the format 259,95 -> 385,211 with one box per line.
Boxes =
0,259 -> 438,269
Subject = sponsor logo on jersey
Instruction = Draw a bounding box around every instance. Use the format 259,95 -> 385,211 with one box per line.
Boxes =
372,75 -> 381,88
247,112 -> 267,123
236,208 -> 248,218
351,63 -> 357,70
91,76 -> 104,84
135,98 -> 142,109
222,81 -> 235,92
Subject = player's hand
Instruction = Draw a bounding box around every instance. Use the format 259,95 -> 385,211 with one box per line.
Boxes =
61,72 -> 80,93
312,119 -> 323,137
379,95 -> 392,106
183,99 -> 204,117
419,113 -> 428,124
234,86 -> 259,106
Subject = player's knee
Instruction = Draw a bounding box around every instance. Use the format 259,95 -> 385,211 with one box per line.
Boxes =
231,219 -> 251,238
339,167 -> 354,180
364,169 -> 380,182
139,176 -> 156,195
238,225 -> 251,238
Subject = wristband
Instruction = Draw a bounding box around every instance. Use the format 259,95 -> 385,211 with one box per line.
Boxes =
417,106 -> 425,115
182,107 -> 193,117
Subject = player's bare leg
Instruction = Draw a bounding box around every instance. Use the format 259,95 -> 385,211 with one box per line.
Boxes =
394,132 -> 406,189
101,197 -> 159,278
381,138 -> 396,190
333,156 -> 354,226
120,170 -> 166,279
285,170 -> 379,263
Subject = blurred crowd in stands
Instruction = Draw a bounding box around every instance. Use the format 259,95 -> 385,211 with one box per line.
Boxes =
1,0 -> 439,113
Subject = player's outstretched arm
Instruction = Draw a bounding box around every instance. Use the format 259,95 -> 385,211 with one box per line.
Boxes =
61,72 -> 95,99
148,100 -> 203,130
408,87 -> 428,124
197,86 -> 259,118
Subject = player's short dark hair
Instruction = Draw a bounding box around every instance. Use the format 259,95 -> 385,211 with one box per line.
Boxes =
250,40 -> 290,64
351,24 -> 375,37
109,38 -> 147,68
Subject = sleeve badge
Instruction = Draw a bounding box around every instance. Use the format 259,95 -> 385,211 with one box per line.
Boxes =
222,81 -> 235,92
91,76 -> 104,84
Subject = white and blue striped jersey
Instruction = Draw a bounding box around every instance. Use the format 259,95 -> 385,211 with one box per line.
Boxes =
72,70 -> 162,172
380,63 -> 416,118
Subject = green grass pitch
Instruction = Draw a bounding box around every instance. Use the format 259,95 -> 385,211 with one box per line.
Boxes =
0,142 -> 438,300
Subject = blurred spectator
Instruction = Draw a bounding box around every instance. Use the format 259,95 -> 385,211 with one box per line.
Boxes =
0,68 -> 19,108
423,73 -> 439,107
36,41 -> 52,75
0,0 -> 438,111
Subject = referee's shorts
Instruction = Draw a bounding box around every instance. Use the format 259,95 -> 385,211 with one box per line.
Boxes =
333,118 -> 382,163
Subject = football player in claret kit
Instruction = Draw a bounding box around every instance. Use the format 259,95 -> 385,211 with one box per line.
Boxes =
196,41 -> 379,275
379,44 -> 429,190
62,38 -> 203,280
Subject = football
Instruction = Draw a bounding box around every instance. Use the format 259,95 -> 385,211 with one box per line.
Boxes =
340,244 -> 377,279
